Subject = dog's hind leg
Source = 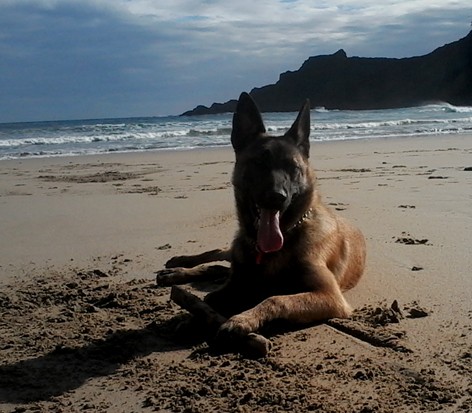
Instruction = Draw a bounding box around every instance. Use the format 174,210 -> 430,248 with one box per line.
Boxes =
156,264 -> 230,286
165,248 -> 231,269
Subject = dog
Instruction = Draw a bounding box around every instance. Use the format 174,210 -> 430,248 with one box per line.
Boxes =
156,92 -> 366,338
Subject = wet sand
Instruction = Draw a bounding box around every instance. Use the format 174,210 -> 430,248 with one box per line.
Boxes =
0,135 -> 471,412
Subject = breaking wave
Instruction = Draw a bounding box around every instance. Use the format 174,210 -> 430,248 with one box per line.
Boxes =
1,103 -> 471,159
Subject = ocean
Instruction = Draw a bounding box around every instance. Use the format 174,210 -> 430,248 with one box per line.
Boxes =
0,103 -> 471,160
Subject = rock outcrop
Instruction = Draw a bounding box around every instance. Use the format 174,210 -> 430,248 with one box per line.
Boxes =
182,31 -> 472,115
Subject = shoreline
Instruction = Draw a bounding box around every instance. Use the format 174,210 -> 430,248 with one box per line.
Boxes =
1,131 -> 471,163
1,132 -> 471,412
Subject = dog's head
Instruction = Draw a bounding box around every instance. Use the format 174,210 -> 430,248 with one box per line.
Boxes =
231,92 -> 315,253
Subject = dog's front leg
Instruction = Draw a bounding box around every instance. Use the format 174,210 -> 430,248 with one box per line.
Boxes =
165,248 -> 231,269
156,264 -> 230,286
219,270 -> 352,336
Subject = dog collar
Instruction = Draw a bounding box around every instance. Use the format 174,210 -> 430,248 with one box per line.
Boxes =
289,207 -> 313,231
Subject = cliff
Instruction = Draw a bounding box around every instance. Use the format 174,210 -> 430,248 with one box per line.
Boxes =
181,31 -> 472,115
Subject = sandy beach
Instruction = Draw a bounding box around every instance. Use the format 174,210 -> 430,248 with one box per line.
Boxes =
0,135 -> 471,412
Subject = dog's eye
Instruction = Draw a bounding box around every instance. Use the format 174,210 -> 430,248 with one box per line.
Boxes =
283,160 -> 301,177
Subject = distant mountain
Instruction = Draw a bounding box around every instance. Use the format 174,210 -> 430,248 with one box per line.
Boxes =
182,31 -> 472,115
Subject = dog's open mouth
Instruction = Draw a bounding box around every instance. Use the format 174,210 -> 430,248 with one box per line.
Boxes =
256,208 -> 284,253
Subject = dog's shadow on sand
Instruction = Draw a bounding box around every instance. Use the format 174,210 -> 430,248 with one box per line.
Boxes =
0,311 -> 205,404
0,276 -> 295,405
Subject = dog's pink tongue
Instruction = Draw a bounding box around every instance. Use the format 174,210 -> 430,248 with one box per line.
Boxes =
257,209 -> 284,253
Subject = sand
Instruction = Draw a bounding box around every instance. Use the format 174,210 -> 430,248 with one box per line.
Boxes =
0,135 -> 471,412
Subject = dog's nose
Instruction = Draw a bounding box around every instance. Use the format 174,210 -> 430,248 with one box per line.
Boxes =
264,190 -> 287,210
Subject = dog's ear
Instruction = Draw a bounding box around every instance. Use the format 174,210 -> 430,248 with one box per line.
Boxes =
285,99 -> 311,158
231,92 -> 266,152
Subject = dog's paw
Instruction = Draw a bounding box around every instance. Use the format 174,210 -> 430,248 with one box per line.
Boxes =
219,313 -> 260,337
155,268 -> 185,286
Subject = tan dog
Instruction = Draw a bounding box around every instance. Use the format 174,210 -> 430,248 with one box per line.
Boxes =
157,92 -> 366,338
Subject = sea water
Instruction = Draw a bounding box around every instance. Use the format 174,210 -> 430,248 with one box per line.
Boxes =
0,103 -> 471,160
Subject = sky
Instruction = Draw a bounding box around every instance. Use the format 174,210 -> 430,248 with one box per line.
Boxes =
0,0 -> 470,123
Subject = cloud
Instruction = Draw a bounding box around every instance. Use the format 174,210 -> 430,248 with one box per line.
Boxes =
0,0 -> 470,122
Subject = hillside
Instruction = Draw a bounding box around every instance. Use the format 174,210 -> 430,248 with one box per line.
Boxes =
182,31 -> 472,115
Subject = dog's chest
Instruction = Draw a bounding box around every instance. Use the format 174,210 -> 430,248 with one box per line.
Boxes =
250,251 -> 311,294
233,235 -> 316,291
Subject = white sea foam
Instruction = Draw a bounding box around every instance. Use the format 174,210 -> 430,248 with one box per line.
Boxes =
1,104 -> 471,159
